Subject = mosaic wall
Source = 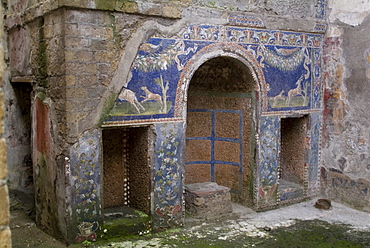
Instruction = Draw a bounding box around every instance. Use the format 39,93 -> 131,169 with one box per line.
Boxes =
100,20 -> 323,222
70,130 -> 101,242
258,115 -> 280,207
104,23 -> 323,125
153,122 -> 184,228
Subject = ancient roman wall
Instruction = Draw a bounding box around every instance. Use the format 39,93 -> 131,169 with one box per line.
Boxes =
0,2 -> 11,247
4,0 -> 327,244
321,1 -> 370,212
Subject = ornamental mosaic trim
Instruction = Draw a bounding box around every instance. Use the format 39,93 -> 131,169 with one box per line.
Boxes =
227,15 -> 265,27
315,0 -> 327,19
103,24 -> 323,126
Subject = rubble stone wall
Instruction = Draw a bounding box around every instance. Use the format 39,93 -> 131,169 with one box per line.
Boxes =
0,2 -> 11,247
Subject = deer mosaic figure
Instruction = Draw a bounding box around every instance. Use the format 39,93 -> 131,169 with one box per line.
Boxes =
118,88 -> 145,114
286,76 -> 305,106
272,90 -> 285,107
141,86 -> 163,108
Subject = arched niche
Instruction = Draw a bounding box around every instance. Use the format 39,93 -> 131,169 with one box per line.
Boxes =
179,44 -> 265,207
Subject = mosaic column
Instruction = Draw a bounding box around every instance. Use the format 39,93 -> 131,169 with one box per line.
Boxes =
152,122 -> 184,229
257,115 -> 280,208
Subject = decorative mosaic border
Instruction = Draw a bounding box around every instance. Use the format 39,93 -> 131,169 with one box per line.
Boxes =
227,15 -> 265,28
175,42 -> 268,118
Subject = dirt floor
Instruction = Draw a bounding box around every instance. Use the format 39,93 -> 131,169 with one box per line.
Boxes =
9,195 -> 370,247
10,209 -> 67,248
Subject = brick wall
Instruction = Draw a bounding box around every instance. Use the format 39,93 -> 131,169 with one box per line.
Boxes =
0,2 -> 11,247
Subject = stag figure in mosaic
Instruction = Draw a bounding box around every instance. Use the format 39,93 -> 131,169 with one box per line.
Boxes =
118,88 -> 145,114
286,76 -> 305,106
141,86 -> 163,108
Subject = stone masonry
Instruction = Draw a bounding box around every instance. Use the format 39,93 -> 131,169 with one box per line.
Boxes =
185,182 -> 232,217
0,2 -> 11,247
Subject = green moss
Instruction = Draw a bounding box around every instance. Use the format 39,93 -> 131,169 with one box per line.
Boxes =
36,19 -> 48,88
95,0 -> 137,12
95,211 -> 150,244
97,93 -> 118,127
95,0 -> 115,10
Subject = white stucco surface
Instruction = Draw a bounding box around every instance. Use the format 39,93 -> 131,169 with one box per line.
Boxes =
329,0 -> 370,26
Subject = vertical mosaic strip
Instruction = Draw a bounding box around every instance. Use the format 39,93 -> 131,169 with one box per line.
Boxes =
313,48 -> 322,109
70,129 -> 101,242
153,122 -> 184,229
315,0 -> 327,19
258,115 -> 280,206
364,48 -> 370,81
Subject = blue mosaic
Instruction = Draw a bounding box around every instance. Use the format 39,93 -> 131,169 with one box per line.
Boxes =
315,0 -> 327,19
153,122 -> 184,228
70,130 -> 101,242
308,112 -> 321,194
103,24 -> 323,126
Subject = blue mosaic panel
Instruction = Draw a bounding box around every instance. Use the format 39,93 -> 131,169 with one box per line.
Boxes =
103,24 -> 323,126
308,112 -> 321,195
70,130 -> 101,241
153,122 -> 184,228
258,115 -> 279,207
259,116 -> 280,188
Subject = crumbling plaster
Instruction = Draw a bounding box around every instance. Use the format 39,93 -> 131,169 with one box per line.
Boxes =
321,1 -> 370,211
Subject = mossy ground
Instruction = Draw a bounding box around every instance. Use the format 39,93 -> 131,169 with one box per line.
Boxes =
85,219 -> 370,248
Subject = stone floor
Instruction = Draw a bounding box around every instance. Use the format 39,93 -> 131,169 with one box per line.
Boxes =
10,197 -> 370,247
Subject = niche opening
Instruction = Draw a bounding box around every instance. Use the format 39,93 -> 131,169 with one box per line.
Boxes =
102,126 -> 152,217
279,115 -> 308,197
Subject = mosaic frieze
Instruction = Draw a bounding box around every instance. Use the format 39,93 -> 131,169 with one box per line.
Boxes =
104,25 -> 323,126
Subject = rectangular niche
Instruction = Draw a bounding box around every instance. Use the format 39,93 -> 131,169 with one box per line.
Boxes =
102,126 -> 152,215
279,115 -> 308,199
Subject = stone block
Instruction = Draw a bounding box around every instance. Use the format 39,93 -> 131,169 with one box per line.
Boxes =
162,6 -> 181,19
0,139 -> 7,180
184,182 -> 232,217
0,227 -> 11,248
0,185 -> 9,226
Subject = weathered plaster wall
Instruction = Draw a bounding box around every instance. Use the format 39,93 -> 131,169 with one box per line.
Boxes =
321,1 -> 370,212
0,2 -> 11,246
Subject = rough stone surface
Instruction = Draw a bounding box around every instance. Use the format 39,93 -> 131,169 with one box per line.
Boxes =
185,182 -> 232,217
0,3 -> 10,247
321,2 -> 370,212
